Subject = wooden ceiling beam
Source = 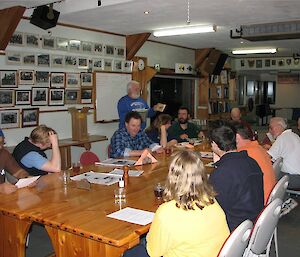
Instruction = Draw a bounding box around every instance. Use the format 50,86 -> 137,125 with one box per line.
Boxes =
0,6 -> 26,50
195,48 -> 213,70
126,33 -> 151,60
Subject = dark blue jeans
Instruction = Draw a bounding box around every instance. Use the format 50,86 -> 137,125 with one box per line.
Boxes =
123,235 -> 150,257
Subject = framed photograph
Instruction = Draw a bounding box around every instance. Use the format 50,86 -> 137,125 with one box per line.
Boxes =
6,52 -> 21,65
31,87 -> 48,106
115,46 -> 125,58
271,59 -> 277,66
94,43 -> 103,54
22,53 -> 36,66
247,59 -> 255,68
9,32 -> 23,46
113,60 -> 122,71
37,54 -> 50,67
65,56 -> 77,67
52,55 -> 64,67
56,38 -> 69,51
103,59 -> 112,71
82,42 -> 93,53
240,60 -> 245,67
256,60 -> 262,68
265,59 -> 271,67
81,88 -> 92,104
21,108 -> 39,127
36,71 -> 50,87
278,59 -> 285,67
0,109 -> 20,129
123,60 -> 133,72
25,33 -> 39,48
42,37 -> 56,49
78,57 -> 88,69
49,88 -> 65,106
19,68 -> 34,85
286,58 -> 292,66
50,72 -> 65,88
69,39 -> 81,52
15,90 -> 31,105
105,45 -> 114,56
18,70 -> 35,85
65,89 -> 80,104
66,73 -> 80,88
0,89 -> 15,107
93,58 -> 103,70
81,72 -> 93,86
0,70 -> 17,88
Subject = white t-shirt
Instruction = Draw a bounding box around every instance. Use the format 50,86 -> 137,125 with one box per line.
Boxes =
268,129 -> 300,175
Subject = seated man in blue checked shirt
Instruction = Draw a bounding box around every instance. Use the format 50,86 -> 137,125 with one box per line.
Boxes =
110,111 -> 164,158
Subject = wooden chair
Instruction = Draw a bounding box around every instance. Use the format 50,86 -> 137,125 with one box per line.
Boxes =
217,220 -> 253,257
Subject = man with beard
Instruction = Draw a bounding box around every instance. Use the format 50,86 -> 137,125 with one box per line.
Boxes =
168,107 -> 203,142
117,80 -> 161,130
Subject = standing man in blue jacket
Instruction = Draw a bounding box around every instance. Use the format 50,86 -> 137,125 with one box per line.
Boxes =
118,80 -> 161,130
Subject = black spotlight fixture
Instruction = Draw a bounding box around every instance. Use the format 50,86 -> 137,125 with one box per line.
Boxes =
30,3 -> 60,30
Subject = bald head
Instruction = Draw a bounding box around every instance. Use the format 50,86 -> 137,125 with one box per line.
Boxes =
231,108 -> 241,122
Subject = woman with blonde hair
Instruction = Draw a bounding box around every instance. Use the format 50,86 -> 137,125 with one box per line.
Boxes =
146,150 -> 229,257
146,114 -> 177,148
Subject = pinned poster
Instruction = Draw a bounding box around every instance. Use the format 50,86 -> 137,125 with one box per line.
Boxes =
135,150 -> 158,166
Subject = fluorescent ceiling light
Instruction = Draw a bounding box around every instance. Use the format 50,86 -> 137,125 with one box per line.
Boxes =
232,48 -> 277,55
153,24 -> 216,37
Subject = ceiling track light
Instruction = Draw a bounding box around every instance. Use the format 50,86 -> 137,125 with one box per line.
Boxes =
232,48 -> 277,55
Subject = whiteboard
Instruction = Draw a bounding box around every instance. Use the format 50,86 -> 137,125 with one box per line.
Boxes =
95,72 -> 132,122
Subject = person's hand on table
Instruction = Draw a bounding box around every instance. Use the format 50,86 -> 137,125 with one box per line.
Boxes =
0,182 -> 17,194
179,134 -> 189,140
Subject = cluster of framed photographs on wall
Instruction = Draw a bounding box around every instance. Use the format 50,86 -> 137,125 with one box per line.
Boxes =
6,51 -> 133,72
9,31 -> 125,58
239,57 -> 300,69
0,70 -> 93,107
0,108 -> 39,129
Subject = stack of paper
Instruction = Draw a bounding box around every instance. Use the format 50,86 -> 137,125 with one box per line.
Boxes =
71,171 -> 121,186
95,158 -> 136,167
107,207 -> 155,225
109,168 -> 144,177
200,152 -> 213,158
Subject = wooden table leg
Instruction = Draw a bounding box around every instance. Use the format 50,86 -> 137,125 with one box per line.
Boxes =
0,213 -> 32,257
45,226 -> 126,257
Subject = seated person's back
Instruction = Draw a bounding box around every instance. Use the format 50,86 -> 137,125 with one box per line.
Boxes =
209,121 -> 264,231
13,125 -> 61,176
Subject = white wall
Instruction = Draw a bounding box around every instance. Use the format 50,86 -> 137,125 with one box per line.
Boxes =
1,19 -> 196,161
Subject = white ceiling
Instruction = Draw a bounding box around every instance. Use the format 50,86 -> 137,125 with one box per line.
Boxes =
2,0 -> 300,57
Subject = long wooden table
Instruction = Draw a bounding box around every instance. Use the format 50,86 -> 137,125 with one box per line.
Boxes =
0,143 -> 212,257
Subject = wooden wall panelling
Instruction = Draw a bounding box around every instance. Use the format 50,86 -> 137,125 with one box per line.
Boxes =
126,33 -> 151,60
0,6 -> 26,50
132,57 -> 157,101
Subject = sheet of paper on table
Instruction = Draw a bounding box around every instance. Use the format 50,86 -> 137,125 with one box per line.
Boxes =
95,158 -> 136,167
200,151 -> 213,158
15,176 -> 40,189
107,207 -> 155,225
109,168 -> 144,177
71,171 -> 121,186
